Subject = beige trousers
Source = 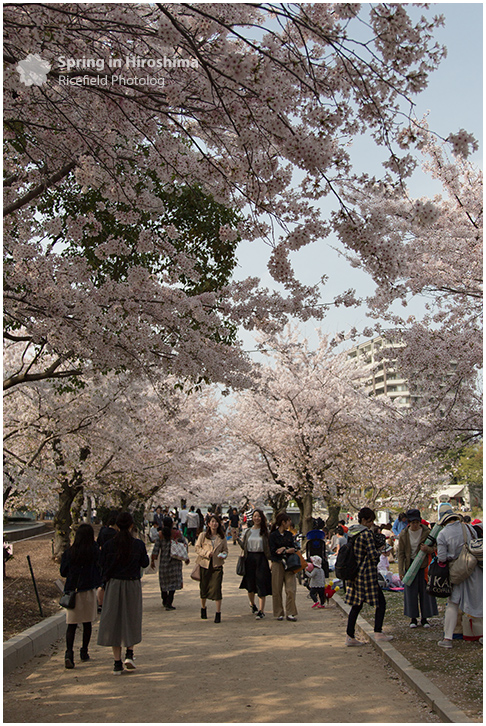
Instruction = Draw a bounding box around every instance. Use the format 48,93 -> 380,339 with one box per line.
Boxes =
271,561 -> 297,617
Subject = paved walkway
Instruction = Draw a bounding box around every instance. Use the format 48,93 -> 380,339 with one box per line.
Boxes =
3,545 -> 439,723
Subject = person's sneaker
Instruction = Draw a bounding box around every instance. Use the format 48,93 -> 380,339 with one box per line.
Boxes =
409,620 -> 418,628
311,602 -> 320,609
317,604 -> 326,609
438,639 -> 453,649
124,649 -> 136,669
165,605 -> 176,610
421,620 -> 431,629
255,611 -> 265,619
251,604 -> 258,614
64,650 -> 75,669
113,659 -> 124,675
345,636 -> 365,647
277,615 -> 284,620
286,615 -> 297,621
79,648 -> 90,662
374,633 -> 393,642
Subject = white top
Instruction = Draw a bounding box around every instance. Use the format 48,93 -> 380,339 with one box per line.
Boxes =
409,528 -> 422,559
247,528 -> 264,552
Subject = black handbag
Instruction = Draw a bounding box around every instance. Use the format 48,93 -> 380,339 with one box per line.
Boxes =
282,552 -> 301,573
60,590 -> 77,609
426,557 -> 453,598
236,555 -> 246,576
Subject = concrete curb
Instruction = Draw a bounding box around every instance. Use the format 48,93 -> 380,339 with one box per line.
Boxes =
334,593 -> 474,723
3,610 -> 66,676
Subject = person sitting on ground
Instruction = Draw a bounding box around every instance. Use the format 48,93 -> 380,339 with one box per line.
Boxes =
305,555 -> 326,608
345,507 -> 394,647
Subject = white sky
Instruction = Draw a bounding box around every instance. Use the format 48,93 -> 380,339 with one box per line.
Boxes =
232,2 -> 483,354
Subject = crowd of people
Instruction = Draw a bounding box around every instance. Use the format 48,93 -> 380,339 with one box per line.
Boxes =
59,501 -> 482,674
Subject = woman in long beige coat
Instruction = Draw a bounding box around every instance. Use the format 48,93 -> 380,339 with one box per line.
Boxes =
195,514 -> 228,622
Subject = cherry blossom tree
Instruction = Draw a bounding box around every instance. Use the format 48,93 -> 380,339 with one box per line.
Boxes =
5,3 -> 466,390
332,131 -> 482,439
4,344 -> 228,555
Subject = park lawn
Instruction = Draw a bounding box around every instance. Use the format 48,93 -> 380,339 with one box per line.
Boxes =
359,590 -> 483,721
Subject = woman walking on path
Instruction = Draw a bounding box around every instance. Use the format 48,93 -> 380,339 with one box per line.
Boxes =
345,507 -> 393,646
195,514 -> 228,622
97,511 -> 149,674
398,508 -> 438,629
60,523 -> 102,669
436,510 -> 483,649
150,516 -> 189,610
269,512 -> 299,621
238,509 -> 272,619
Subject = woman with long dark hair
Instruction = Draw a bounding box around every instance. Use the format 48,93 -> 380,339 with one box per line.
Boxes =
268,512 -> 299,621
150,516 -> 189,610
97,511 -> 149,674
60,523 -> 101,669
195,514 -> 228,622
238,509 -> 272,619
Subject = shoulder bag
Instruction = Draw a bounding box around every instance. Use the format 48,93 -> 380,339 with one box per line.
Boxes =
426,557 -> 452,598
282,552 -> 301,573
170,539 -> 188,561
236,555 -> 246,576
449,524 -> 478,585
60,565 -> 82,609
190,563 -> 201,581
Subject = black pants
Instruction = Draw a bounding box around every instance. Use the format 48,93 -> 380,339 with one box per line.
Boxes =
186,528 -> 197,545
310,587 -> 325,604
162,590 -> 175,606
66,622 -> 92,652
346,589 -> 386,638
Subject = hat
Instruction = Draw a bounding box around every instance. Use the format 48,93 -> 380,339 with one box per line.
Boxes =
439,510 -> 463,526
310,555 -> 322,568
405,508 -> 421,522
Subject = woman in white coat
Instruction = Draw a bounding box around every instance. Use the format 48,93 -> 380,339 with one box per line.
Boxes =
436,510 -> 482,649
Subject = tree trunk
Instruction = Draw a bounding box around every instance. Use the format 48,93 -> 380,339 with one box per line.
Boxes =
324,494 -> 341,531
266,490 -> 289,523
295,492 -> 313,536
70,486 -> 84,526
52,481 -> 83,560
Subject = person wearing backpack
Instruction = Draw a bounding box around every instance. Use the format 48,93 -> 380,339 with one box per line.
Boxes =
344,507 -> 393,647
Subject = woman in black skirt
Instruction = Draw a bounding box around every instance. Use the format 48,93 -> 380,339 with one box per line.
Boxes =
238,509 -> 272,619
195,514 -> 228,623
97,511 -> 149,674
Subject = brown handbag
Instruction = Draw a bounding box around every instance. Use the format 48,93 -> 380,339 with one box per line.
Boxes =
190,563 -> 201,581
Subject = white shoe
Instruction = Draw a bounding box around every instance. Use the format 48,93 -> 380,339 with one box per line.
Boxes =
437,639 -> 453,649
345,636 -> 365,647
286,615 -> 297,621
374,633 -> 393,642
277,615 -> 284,621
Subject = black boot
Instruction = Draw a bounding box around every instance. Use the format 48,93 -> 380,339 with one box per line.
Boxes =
201,607 -> 207,619
65,650 -> 75,669
79,647 -> 90,662
214,611 -> 221,623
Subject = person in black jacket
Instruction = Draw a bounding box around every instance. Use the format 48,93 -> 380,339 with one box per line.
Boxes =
268,513 -> 299,621
97,511 -> 149,674
60,523 -> 102,669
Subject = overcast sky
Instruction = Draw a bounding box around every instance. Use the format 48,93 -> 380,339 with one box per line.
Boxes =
232,2 -> 483,354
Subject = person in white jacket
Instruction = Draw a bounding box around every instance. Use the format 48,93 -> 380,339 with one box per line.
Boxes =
436,510 -> 482,649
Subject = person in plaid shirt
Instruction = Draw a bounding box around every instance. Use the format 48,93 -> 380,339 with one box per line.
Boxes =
345,507 -> 394,647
